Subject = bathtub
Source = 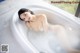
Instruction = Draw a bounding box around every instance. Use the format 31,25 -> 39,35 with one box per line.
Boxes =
10,4 -> 80,53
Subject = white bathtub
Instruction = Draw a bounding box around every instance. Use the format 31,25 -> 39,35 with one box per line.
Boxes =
10,4 -> 80,53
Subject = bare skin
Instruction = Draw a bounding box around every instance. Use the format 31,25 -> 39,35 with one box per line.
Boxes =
20,12 -> 80,53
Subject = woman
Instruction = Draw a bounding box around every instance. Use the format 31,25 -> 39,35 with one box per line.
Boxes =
18,8 -> 80,53
18,8 -> 48,31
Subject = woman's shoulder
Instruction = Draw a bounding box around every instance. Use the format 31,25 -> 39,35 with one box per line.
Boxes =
35,14 -> 47,21
36,14 -> 46,18
36,14 -> 46,16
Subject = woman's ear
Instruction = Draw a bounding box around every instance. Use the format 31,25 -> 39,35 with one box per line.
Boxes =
19,13 -> 24,21
20,14 -> 25,19
20,14 -> 23,19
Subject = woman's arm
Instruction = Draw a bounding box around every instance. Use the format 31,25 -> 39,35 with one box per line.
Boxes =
25,14 -> 47,31
39,14 -> 48,31
26,22 -> 32,30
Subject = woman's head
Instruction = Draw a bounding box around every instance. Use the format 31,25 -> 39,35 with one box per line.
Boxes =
18,8 -> 34,21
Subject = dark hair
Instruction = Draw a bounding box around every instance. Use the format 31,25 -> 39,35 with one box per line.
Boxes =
18,8 -> 34,21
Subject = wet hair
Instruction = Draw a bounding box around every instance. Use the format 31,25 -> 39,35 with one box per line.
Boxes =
18,8 -> 34,21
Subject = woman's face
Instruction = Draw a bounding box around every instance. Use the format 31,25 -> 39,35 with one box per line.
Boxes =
20,12 -> 33,22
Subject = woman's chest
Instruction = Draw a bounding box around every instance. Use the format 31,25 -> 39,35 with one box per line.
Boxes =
29,20 -> 42,28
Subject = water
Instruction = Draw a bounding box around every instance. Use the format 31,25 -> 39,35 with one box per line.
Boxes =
27,28 -> 68,53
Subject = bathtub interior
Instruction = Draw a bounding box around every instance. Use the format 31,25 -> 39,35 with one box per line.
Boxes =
33,9 -> 80,48
12,8 -> 80,53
